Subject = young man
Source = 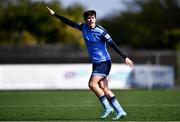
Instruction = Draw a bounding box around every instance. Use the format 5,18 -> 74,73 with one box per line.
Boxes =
47,7 -> 134,120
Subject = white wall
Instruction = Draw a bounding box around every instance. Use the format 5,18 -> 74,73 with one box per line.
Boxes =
0,64 -> 174,90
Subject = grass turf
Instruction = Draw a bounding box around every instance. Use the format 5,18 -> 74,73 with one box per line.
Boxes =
0,89 -> 180,121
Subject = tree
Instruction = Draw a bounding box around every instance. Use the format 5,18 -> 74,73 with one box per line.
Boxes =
99,0 -> 180,50
0,0 -> 85,47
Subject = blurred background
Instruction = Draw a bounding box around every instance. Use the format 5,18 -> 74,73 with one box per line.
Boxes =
0,0 -> 179,90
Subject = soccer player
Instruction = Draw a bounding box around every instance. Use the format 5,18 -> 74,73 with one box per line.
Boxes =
47,7 -> 134,120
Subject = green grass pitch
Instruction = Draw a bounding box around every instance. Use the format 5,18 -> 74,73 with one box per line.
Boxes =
0,89 -> 180,121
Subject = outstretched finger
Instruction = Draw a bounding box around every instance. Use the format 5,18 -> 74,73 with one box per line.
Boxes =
46,6 -> 51,11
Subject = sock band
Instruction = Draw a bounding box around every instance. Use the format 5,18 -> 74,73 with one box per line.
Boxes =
109,96 -> 116,103
99,95 -> 106,101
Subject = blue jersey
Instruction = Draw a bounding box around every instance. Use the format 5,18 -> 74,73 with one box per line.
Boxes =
54,13 -> 127,63
81,24 -> 112,63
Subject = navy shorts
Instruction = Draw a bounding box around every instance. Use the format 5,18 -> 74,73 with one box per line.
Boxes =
92,60 -> 111,77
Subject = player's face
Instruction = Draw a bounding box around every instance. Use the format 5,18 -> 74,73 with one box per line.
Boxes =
86,15 -> 96,28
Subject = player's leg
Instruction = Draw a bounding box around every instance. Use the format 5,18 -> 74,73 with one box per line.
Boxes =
99,78 -> 114,98
100,79 -> 127,120
88,75 -> 113,119
88,75 -> 105,97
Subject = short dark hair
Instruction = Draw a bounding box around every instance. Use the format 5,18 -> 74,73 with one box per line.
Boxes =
83,10 -> 96,20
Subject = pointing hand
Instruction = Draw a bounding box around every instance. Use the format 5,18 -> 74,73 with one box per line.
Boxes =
46,6 -> 55,15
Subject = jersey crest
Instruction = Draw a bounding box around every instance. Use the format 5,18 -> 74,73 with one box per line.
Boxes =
93,33 -> 97,38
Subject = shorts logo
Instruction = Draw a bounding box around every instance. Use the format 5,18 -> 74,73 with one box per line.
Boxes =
94,70 -> 98,73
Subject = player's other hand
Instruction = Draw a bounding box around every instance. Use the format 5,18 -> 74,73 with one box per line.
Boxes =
46,6 -> 55,15
125,57 -> 134,68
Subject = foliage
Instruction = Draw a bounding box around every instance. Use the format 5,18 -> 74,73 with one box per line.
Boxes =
0,0 -> 179,50
100,0 -> 180,50
0,0 -> 85,47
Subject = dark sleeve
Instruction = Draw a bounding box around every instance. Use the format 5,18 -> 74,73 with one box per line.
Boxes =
101,32 -> 127,60
54,13 -> 83,31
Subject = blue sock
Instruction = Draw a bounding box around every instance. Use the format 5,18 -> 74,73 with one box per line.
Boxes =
109,96 -> 124,113
99,95 -> 111,110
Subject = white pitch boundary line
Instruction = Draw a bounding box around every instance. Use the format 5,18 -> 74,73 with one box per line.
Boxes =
0,104 -> 180,108
126,104 -> 180,107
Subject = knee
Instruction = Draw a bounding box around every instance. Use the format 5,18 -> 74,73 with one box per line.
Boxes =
88,82 -> 97,90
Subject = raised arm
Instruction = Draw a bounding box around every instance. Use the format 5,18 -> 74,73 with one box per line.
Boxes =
47,7 -> 82,30
102,32 -> 134,67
